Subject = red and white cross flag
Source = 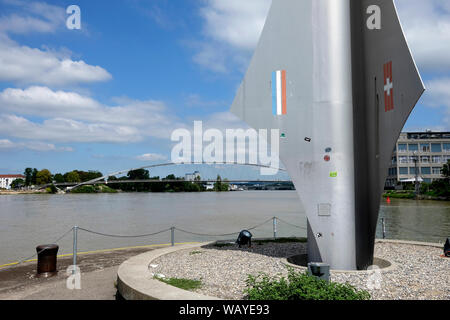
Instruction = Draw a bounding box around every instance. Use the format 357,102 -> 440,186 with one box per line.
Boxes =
384,61 -> 394,112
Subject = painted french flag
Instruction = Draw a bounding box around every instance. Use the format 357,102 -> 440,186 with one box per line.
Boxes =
272,70 -> 287,116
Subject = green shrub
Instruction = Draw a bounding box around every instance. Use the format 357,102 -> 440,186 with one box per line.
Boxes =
46,184 -> 58,194
245,269 -> 371,300
70,185 -> 97,193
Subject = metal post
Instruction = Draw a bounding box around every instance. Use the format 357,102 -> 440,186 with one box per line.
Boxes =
73,226 -> 78,274
381,218 -> 386,239
273,217 -> 277,239
171,227 -> 175,247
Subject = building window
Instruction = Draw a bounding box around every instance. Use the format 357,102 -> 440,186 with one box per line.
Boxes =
431,143 -> 442,153
432,156 -> 441,163
397,144 -> 407,153
443,143 -> 450,152
408,144 -> 419,152
432,167 -> 442,175
410,167 -> 419,175
443,155 -> 450,164
391,156 -> 397,165
421,167 -> 431,175
399,156 -> 408,164
421,144 -> 430,152
421,156 -> 430,163
409,156 -> 418,163
399,167 -> 409,175
423,178 -> 432,183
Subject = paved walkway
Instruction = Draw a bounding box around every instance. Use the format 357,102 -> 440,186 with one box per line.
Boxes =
0,246 -> 166,300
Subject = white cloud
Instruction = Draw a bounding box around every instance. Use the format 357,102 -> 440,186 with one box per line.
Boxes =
0,138 -> 73,152
421,77 -> 450,126
395,0 -> 450,73
0,0 -> 66,35
0,139 -> 15,149
199,0 -> 271,51
0,114 -> 142,143
0,38 -> 112,86
192,0 -> 271,72
135,153 -> 168,162
194,0 -> 450,75
0,86 -> 187,143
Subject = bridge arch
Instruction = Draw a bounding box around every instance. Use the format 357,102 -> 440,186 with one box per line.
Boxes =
67,162 -> 287,191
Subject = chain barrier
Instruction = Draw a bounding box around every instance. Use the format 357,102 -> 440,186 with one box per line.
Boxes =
174,217 -> 276,237
11,227 -> 75,267
2,216 -> 447,270
275,217 -> 308,230
77,227 -> 172,238
382,218 -> 448,239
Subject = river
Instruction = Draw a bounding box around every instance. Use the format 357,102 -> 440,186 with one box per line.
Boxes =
0,191 -> 449,265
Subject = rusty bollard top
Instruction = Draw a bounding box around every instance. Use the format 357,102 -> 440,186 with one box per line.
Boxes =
36,244 -> 59,277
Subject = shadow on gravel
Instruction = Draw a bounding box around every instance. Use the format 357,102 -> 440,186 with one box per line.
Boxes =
199,238 -> 308,259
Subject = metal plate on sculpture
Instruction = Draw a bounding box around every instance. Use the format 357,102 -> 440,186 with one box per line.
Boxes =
318,203 -> 332,217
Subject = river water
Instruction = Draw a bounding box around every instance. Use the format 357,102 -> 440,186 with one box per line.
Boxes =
0,191 -> 449,265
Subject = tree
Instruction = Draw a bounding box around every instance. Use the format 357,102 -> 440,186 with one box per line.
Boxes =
214,175 -> 229,192
65,171 -> 81,183
36,169 -> 52,185
127,169 -> 150,180
24,168 -> 33,186
10,178 -> 25,189
53,173 -> 65,183
76,170 -> 103,182
32,168 -> 38,185
441,160 -> 450,182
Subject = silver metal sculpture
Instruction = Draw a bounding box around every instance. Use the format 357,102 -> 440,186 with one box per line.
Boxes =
231,0 -> 424,270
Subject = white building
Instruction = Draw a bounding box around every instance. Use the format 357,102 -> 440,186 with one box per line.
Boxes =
0,175 -> 25,190
185,171 -> 201,181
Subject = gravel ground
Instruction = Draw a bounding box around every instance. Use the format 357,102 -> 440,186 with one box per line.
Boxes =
151,241 -> 449,300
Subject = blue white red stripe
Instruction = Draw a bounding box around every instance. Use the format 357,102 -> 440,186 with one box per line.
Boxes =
272,70 -> 287,115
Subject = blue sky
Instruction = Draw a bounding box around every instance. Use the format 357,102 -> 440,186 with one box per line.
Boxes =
0,0 -> 449,179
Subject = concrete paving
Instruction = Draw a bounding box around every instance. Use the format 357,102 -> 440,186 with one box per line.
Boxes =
0,245 -> 168,300
117,242 -> 220,300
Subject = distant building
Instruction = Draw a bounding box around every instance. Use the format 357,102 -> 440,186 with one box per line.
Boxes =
0,174 -> 25,190
185,171 -> 201,181
386,132 -> 450,187
205,183 -> 214,190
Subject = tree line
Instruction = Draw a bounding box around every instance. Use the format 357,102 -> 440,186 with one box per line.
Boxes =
11,168 -> 229,193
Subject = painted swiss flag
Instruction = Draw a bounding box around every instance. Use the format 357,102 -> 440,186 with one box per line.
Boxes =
384,61 -> 394,112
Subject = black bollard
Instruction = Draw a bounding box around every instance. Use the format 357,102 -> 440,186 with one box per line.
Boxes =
36,244 -> 59,278
444,238 -> 450,257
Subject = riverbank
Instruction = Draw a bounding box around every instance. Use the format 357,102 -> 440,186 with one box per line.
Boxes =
383,191 -> 450,201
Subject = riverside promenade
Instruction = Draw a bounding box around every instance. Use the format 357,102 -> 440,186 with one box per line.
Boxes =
0,244 -> 186,300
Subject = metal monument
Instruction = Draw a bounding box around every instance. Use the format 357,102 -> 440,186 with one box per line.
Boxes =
231,0 -> 425,270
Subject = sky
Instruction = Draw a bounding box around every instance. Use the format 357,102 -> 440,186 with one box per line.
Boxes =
0,0 -> 449,179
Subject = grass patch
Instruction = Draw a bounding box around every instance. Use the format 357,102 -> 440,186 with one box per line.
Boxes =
245,269 -> 371,300
383,191 -> 415,199
189,250 -> 203,255
156,277 -> 202,291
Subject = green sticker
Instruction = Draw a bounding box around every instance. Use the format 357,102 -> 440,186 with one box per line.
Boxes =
330,171 -> 338,178
280,133 -> 286,138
